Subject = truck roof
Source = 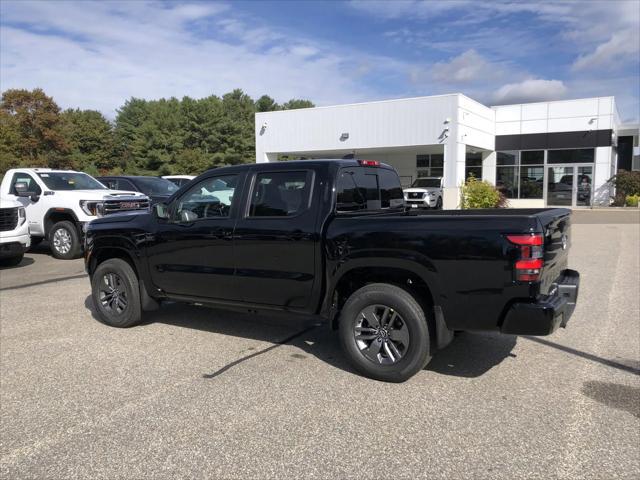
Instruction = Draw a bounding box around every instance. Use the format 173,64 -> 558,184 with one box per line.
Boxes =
200,159 -> 395,176
9,167 -> 84,174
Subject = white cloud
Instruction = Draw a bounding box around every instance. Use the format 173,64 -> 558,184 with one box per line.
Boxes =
431,50 -> 503,84
493,79 -> 567,105
573,29 -> 640,71
0,1 -> 405,117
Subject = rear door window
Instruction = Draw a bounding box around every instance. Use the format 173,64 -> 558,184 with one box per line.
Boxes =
249,171 -> 312,217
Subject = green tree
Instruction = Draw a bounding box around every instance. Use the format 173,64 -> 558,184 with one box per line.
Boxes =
255,95 -> 280,112
60,109 -> 115,173
218,89 -> 256,165
281,99 -> 315,110
0,88 -> 69,170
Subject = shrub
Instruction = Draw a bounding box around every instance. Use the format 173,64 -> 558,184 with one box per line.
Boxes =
626,194 -> 640,207
460,176 -> 508,209
609,170 -> 640,206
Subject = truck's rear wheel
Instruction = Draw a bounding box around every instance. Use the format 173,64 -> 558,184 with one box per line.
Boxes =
338,283 -> 431,382
91,258 -> 142,328
49,221 -> 81,259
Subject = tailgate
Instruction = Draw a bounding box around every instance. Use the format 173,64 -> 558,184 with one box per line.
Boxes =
537,208 -> 572,294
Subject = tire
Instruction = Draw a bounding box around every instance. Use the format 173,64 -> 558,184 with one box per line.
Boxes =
91,258 -> 142,328
48,221 -> 81,259
0,254 -> 23,267
338,283 -> 431,382
436,197 -> 443,210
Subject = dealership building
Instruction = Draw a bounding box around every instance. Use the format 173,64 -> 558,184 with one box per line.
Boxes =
255,94 -> 639,209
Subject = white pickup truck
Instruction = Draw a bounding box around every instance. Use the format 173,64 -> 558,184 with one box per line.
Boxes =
0,168 -> 149,259
0,196 -> 30,267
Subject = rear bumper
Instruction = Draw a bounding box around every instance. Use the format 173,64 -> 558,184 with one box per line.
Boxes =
501,269 -> 580,335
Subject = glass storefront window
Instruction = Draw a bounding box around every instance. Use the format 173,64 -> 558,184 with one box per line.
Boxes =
520,165 -> 544,199
521,150 -> 544,165
497,151 -> 518,165
547,149 -> 595,164
415,153 -> 444,177
496,150 -> 544,199
496,166 -> 518,198
465,152 -> 483,180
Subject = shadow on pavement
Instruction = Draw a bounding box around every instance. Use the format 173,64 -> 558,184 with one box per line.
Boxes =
582,380 -> 640,418
0,256 -> 35,270
427,331 -> 517,378
84,297 -> 519,380
522,336 -> 640,376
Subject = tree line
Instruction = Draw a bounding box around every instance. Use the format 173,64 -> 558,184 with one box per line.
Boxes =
0,88 -> 314,177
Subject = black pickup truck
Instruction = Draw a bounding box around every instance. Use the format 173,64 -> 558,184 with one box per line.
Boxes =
85,159 -> 579,382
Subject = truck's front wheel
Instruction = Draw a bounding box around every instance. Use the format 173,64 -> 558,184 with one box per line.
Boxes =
49,221 -> 81,259
338,283 -> 431,382
91,258 -> 142,328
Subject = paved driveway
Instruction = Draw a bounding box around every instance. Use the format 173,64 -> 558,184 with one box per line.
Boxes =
1,211 -> 638,479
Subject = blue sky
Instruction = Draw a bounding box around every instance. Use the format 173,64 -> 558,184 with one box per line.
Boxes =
1,0 -> 638,121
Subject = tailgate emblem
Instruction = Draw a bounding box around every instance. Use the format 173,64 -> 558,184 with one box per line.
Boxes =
561,234 -> 568,250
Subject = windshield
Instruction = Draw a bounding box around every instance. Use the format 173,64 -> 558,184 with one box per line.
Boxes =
411,178 -> 441,188
37,172 -> 106,190
132,177 -> 179,196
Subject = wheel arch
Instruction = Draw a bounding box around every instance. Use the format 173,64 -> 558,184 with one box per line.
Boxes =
326,263 -> 452,350
44,208 -> 80,236
88,243 -> 159,311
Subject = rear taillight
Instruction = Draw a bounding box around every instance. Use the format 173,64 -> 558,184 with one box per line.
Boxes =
506,234 -> 544,282
358,159 -> 380,167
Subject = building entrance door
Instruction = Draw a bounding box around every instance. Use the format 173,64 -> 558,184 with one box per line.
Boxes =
546,165 -> 593,207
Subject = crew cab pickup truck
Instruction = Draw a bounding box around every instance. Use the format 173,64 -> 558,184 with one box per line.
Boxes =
0,168 -> 150,259
85,160 -> 580,382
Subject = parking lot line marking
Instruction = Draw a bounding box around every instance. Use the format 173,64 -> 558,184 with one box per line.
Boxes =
202,325 -> 318,379
0,273 -> 87,292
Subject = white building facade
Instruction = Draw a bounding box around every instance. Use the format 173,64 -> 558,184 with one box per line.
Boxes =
255,94 -> 639,208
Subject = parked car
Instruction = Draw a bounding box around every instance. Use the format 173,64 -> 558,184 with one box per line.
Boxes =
162,175 -> 195,188
85,159 -> 579,382
0,168 -> 149,259
0,197 -> 30,267
403,177 -> 443,209
97,176 -> 179,205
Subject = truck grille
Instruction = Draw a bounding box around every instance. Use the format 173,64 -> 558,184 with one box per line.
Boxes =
408,192 -> 424,199
0,207 -> 19,232
102,198 -> 150,215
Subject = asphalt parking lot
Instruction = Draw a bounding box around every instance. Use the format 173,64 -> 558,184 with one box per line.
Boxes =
1,209 -> 639,479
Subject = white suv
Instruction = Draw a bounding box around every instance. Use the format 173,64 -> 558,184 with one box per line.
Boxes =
0,197 -> 30,267
0,168 -> 149,259
403,177 -> 443,209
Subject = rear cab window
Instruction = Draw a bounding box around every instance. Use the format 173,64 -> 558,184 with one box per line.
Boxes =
336,167 -> 404,212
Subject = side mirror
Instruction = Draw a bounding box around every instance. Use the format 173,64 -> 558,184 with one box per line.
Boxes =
14,181 -> 39,201
154,202 -> 170,220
